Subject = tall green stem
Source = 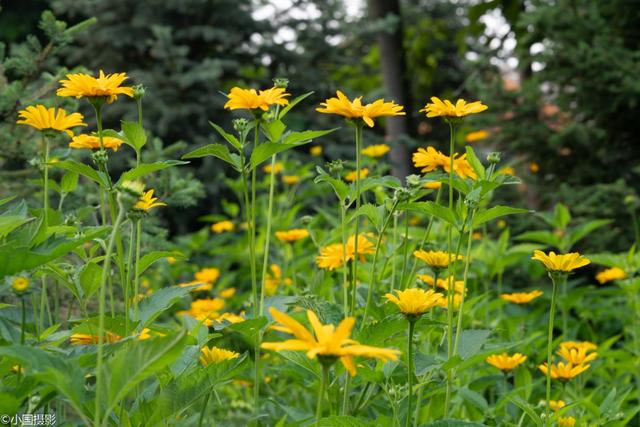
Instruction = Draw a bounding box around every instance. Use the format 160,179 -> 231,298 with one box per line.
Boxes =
20,297 -> 26,345
42,134 -> 50,226
406,319 -> 416,427
95,201 -> 125,427
453,210 -> 476,355
391,212 -> 399,292
341,204 -> 349,317
133,219 -> 142,319
316,364 -> 330,427
350,124 -> 363,315
545,274 -> 562,427
399,213 -> 410,290
259,154 -> 277,316
125,221 -> 135,332
249,126 -> 259,318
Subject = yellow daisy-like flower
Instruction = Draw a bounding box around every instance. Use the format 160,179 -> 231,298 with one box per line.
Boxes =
529,162 -> 540,173
423,181 -> 442,190
316,243 -> 347,271
134,189 -> 166,211
412,146 -> 477,180
178,298 -> 226,326
345,168 -> 369,182
548,400 -> 566,411
500,290 -> 543,304
558,416 -> 576,427
17,105 -> 86,137
219,288 -> 236,299
316,90 -> 404,128
485,352 -> 527,371
595,267 -> 626,284
261,307 -> 400,376
346,234 -> 375,260
310,145 -> 323,156
199,346 -> 240,366
70,332 -> 121,345
384,288 -> 445,316
557,341 -> 598,365
214,312 -> 245,324
11,276 -> 29,293
465,129 -> 490,143
276,228 -> 309,243
57,70 -> 134,104
265,264 -> 293,296
414,250 -> 463,270
69,134 -> 124,151
195,268 -> 220,284
263,162 -> 284,174
282,175 -> 300,185
417,274 -> 465,294
419,96 -> 488,119
223,86 -> 290,111
532,250 -> 590,273
559,341 -> 597,352
498,166 -> 515,176
538,362 -> 590,380
211,220 -> 235,234
361,144 -> 391,158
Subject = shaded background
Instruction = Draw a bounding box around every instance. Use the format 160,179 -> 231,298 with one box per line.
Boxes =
2,0 -> 640,252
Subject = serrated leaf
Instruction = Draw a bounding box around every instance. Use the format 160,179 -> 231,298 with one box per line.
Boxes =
79,261 -> 103,300
465,146 -> 485,179
135,286 -> 193,327
60,171 -> 79,193
209,122 -> 242,150
354,203 -> 384,231
398,201 -> 458,227
51,160 -> 109,188
282,128 -> 336,145
472,206 -> 530,227
457,329 -> 491,359
318,415 -> 373,427
117,160 -> 188,184
262,119 -> 286,142
315,167 -> 349,202
182,144 -> 241,171
137,251 -> 185,274
121,121 -> 147,152
278,91 -> 313,119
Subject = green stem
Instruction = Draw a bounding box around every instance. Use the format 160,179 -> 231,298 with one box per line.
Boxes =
406,319 -> 416,427
545,274 -> 562,427
453,209 -> 476,355
316,364 -> 330,427
341,204 -> 349,317
95,201 -> 125,427
133,219 -> 142,320
42,134 -> 49,226
20,297 -> 26,345
198,392 -> 211,427
350,124 -> 363,315
125,221 -> 135,331
391,212 -> 398,292
259,153 -> 277,316
399,213 -> 410,290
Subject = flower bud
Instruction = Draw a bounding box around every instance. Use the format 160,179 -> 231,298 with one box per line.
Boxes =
133,84 -> 146,100
405,174 -> 421,188
273,77 -> 289,89
233,118 -> 249,134
11,276 -> 29,293
487,152 -> 502,164
327,160 -> 344,176
300,215 -> 313,225
91,150 -> 109,166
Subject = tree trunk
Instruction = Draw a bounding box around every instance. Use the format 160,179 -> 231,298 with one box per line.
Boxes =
368,0 -> 413,178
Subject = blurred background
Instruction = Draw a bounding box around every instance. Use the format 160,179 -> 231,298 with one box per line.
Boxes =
2,0 -> 640,253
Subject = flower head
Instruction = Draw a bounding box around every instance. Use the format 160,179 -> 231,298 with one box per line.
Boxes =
200,346 -> 240,366
316,243 -> 346,270
195,268 -> 220,284
177,298 -> 226,326
263,162 -> 284,174
558,417 -> 576,427
57,70 -> 134,104
548,400 -> 566,411
345,168 -> 369,182
70,332 -> 121,345
384,288 -> 445,316
412,146 -> 477,180
419,97 -> 488,119
224,86 -> 290,111
261,307 -> 400,375
317,90 -> 404,128
282,175 -> 300,185
595,267 -> 626,284
69,134 -> 124,151
275,229 -> 309,243
485,352 -> 527,371
361,98 -> 405,127
361,144 -> 391,158
418,274 -> 465,294
17,105 -> 86,137
265,264 -> 293,296
538,362 -> 590,380
346,234 -> 375,260
134,189 -> 166,211
211,220 -> 235,234
219,288 -> 236,299
413,250 -> 463,270
532,250 -> 590,273
11,276 -> 29,293
465,130 -> 489,143
557,341 -> 597,365
310,145 -> 323,156
500,290 -> 543,304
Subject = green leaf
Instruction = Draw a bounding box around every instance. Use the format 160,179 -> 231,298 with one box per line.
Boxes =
60,171 -> 79,193
117,160 -> 188,184
278,91 -> 313,119
457,329 -> 491,359
182,143 -> 241,171
262,119 -> 286,142
507,397 -> 543,426
354,203 -> 384,231
0,216 -> 33,239
249,142 -> 297,170
458,387 -> 488,412
51,160 -> 109,188
314,167 -> 349,202
515,230 -> 561,248
398,201 -> 458,227
472,206 -> 531,227
277,350 -> 320,380
79,262 -> 103,300
0,196 -> 16,208
465,146 -> 485,179
553,203 -> 571,229
137,251 -> 185,274
282,128 -> 336,145
318,416 -> 373,426
568,219 -> 611,247
209,122 -> 242,150
103,331 -> 188,419
135,286 -> 193,327
419,420 -> 487,427
225,317 -> 268,343
121,121 -> 147,152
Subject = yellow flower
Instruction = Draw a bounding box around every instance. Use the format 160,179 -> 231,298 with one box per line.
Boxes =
384,288 -> 445,316
418,274 -> 465,294
69,134 -> 124,151
282,175 -> 300,185
465,130 -> 489,143
219,288 -> 236,299
532,250 -> 590,273
265,264 -> 293,296
413,250 -> 463,270
134,189 -> 166,211
538,362 -> 590,380
276,229 -> 309,243
548,400 -> 566,411
412,146 -> 477,180
137,328 -> 152,341
558,416 -> 576,427
178,280 -> 212,292
498,166 -> 515,176
345,168 -> 369,182
316,90 -> 404,128
361,144 -> 391,158
214,312 -> 245,324
557,342 -> 598,365
453,154 -> 478,180
211,220 -> 235,234
223,86 -> 290,111
261,307 -> 400,376
199,346 -> 240,366
17,105 -> 86,137
485,352 -> 527,371
595,267 -> 626,284
310,145 -> 323,156
346,234 -> 375,260
500,290 -> 543,304
57,70 -> 134,104
423,181 -> 442,190
316,243 -> 346,270
195,268 -> 220,284
11,276 -> 29,293
559,341 -> 597,352
419,96 -> 488,119
177,298 -> 226,326
529,162 -> 540,173
263,162 -> 284,174
70,332 -> 121,345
